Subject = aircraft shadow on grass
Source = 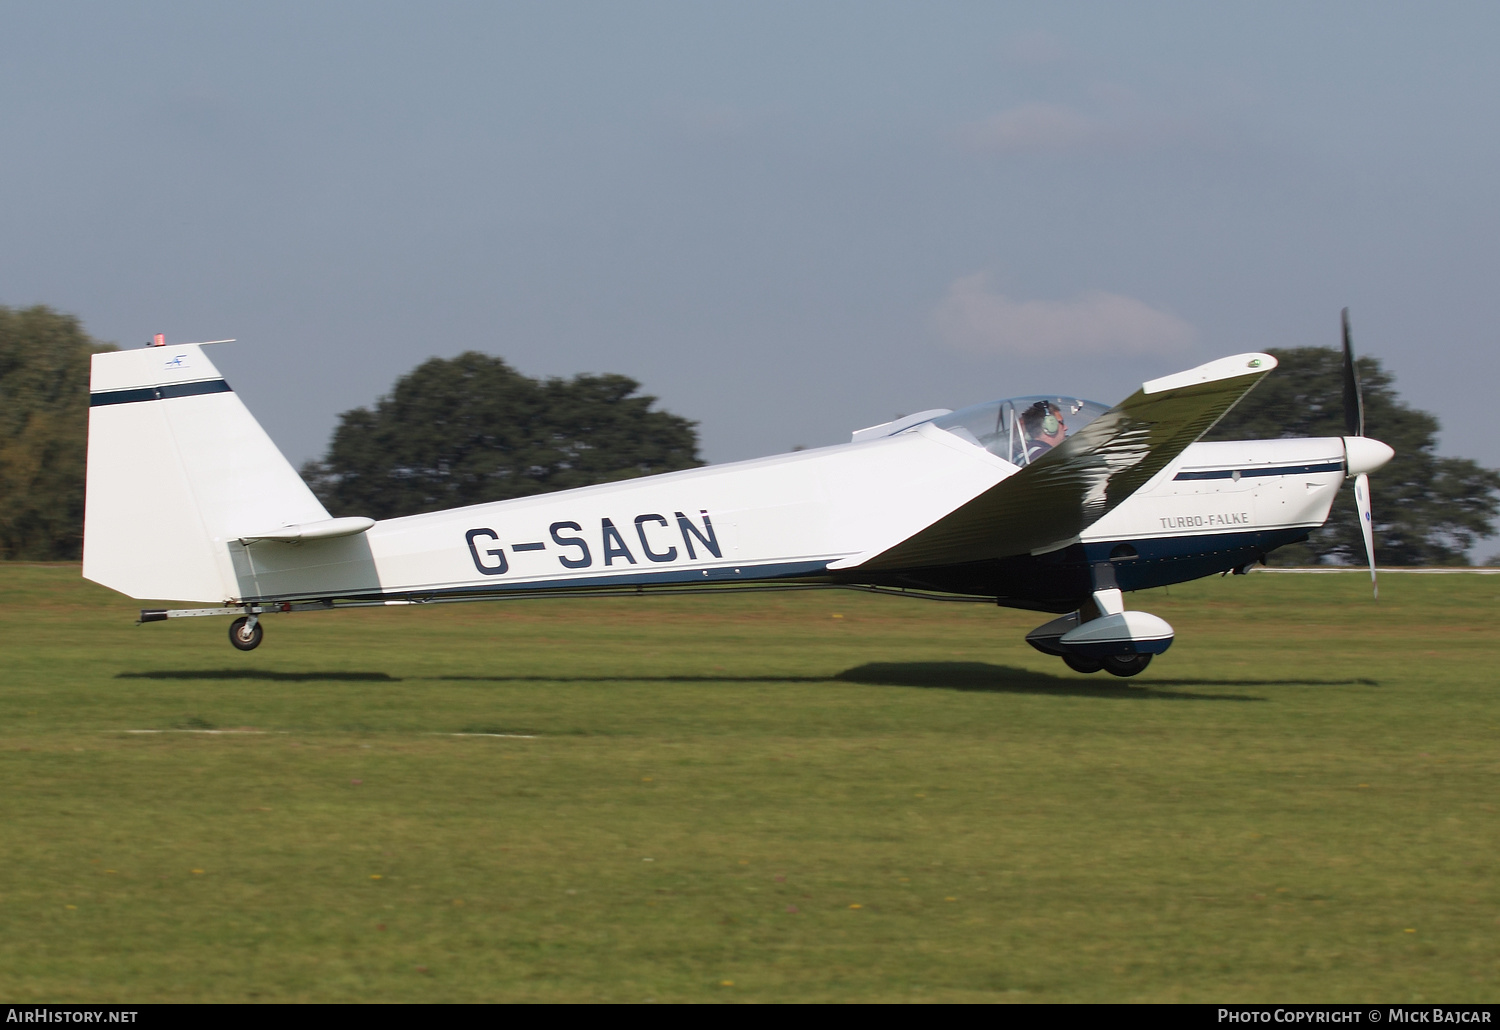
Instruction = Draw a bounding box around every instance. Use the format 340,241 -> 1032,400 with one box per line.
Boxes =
837,662 -> 1375,701
116,670 -> 401,683
428,662 -> 1373,700
115,664 -> 1376,702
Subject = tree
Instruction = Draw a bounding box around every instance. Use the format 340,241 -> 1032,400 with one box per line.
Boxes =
304,352 -> 702,519
1204,347 -> 1500,565
0,306 -> 116,560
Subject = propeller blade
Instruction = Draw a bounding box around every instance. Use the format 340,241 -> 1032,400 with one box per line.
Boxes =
1354,472 -> 1377,599
1341,307 -> 1365,437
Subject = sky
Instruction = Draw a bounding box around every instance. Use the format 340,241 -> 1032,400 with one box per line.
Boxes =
4,3 -> 1497,524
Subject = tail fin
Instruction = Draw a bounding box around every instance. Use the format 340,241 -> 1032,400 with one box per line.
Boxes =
83,343 -> 330,602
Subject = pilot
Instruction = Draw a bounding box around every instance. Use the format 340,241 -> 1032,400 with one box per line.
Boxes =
1019,400 -> 1066,462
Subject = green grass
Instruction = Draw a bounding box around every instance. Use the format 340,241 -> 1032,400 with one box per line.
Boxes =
1,563 -> 1497,1002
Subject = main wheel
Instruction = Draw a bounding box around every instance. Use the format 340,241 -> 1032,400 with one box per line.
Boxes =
1062,653 -> 1103,674
228,617 -> 263,651
1102,653 -> 1151,677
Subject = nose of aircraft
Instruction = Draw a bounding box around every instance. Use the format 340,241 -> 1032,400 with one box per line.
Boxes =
1343,436 -> 1394,477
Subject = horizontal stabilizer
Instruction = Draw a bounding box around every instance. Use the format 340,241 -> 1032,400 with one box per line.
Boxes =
842,352 -> 1276,570
239,517 -> 376,544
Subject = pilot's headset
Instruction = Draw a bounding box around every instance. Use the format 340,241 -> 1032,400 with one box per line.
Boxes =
1025,400 -> 1059,437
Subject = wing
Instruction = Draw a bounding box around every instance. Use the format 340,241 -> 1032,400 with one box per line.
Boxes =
841,353 -> 1277,571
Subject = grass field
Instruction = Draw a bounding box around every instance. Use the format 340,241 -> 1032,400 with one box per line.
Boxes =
1,563 -> 1496,1002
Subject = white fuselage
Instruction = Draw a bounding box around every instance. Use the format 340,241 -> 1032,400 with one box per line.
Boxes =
1083,437 -> 1346,548
83,343 -> 1348,607
229,430 -> 1347,604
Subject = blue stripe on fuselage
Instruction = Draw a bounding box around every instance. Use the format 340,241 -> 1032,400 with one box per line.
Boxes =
1173,461 -> 1343,481
238,558 -> 834,605
1082,528 -> 1310,593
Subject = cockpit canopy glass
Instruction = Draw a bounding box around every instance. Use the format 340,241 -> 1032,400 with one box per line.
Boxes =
931,396 -> 1110,466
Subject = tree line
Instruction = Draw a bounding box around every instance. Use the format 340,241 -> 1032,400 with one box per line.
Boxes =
3,302 -> 1496,566
0,306 -> 116,560
300,351 -> 702,519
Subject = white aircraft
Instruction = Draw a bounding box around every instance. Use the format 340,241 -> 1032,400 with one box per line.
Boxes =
82,315 -> 1393,676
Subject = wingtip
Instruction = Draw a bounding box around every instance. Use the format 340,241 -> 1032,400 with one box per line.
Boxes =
1141,353 -> 1277,395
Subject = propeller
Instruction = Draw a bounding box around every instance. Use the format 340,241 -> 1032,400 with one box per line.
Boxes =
1342,308 -> 1364,437
1340,308 -> 1380,598
1354,471 -> 1376,598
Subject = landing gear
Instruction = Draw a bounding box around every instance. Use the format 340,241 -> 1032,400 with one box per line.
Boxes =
229,616 -> 263,651
1102,653 -> 1151,678
1061,652 -> 1151,676
1062,653 -> 1103,674
1027,592 -> 1171,678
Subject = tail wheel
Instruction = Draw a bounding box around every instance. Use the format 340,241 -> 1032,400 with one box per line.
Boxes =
229,617 -> 263,651
1062,653 -> 1103,674
1102,653 -> 1151,678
